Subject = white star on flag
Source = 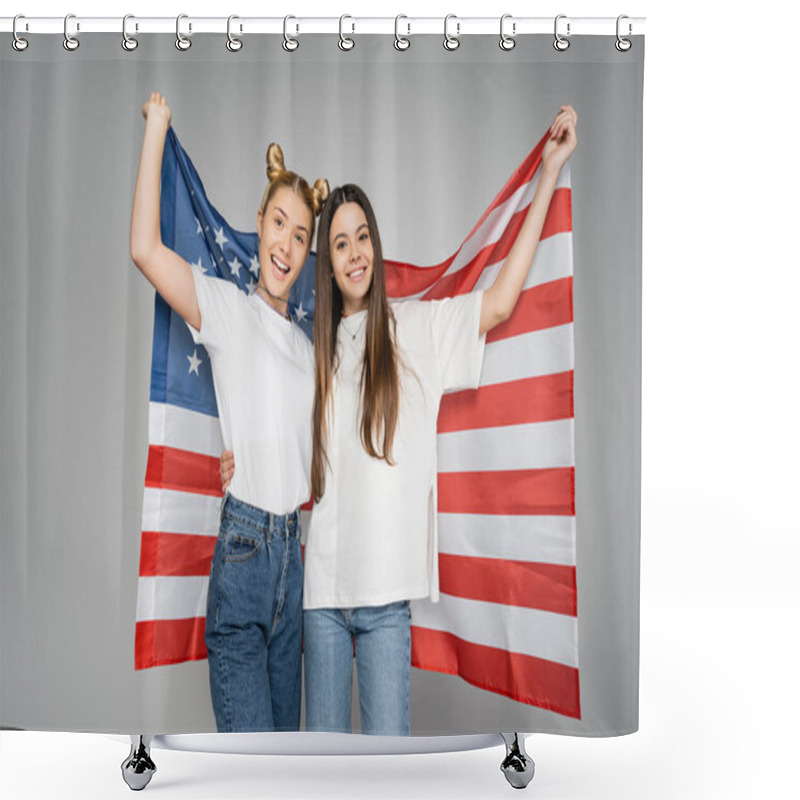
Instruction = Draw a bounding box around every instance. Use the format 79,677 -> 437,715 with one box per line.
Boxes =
247,277 -> 257,294
294,302 -> 308,322
214,226 -> 228,250
187,350 -> 202,375
191,257 -> 206,274
249,255 -> 260,275
195,217 -> 203,235
229,256 -> 242,277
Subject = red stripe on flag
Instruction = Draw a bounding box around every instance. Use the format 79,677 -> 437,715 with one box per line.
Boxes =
144,445 -> 223,497
542,187 -> 573,240
411,626 -> 581,718
139,531 -> 215,577
385,255 -> 455,298
439,553 -> 577,616
439,371 -> 573,433
438,468 -> 574,516
421,189 -> 573,301
487,276 -> 573,343
135,617 -> 207,670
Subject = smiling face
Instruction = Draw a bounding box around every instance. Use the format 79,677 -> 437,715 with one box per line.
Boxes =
329,201 -> 374,316
256,185 -> 313,304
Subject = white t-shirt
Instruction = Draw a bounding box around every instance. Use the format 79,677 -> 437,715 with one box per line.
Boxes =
188,267 -> 314,515
304,291 -> 486,609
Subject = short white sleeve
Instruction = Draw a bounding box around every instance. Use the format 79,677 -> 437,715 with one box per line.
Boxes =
430,290 -> 486,393
186,265 -> 240,349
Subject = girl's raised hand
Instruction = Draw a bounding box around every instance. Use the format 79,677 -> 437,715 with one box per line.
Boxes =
141,91 -> 172,128
542,104 -> 578,174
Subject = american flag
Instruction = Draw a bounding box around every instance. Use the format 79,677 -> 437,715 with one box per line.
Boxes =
135,128 -> 579,720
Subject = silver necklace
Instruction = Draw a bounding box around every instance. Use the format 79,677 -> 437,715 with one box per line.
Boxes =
340,313 -> 367,341
256,281 -> 291,320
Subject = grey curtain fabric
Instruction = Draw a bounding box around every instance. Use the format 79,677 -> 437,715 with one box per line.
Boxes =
1,33 -> 643,735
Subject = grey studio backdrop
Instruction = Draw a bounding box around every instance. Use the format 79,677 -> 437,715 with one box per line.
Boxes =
0,34 -> 643,736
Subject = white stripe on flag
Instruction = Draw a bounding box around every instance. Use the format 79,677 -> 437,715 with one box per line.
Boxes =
438,513 -> 576,567
136,576 -> 209,622
142,487 -> 222,536
437,419 -> 575,473
472,232 -> 573,294
410,594 -> 578,668
149,401 -> 223,457
479,323 -> 574,386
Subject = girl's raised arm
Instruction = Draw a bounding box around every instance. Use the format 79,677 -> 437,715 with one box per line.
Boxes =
130,92 -> 201,331
479,105 -> 578,335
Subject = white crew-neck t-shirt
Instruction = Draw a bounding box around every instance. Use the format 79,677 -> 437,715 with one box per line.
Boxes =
187,266 -> 314,515
304,291 -> 485,609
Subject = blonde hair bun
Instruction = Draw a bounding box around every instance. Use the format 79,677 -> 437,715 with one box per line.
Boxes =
259,143 -> 328,239
266,142 -> 286,182
311,178 -> 331,216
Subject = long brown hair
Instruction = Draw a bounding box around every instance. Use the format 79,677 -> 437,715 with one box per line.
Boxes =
311,185 -> 399,501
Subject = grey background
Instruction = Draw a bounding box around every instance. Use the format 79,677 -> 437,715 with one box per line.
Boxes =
1,34 -> 643,736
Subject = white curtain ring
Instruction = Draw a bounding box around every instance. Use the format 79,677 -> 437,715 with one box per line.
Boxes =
553,14 -> 570,52
499,14 -> 516,51
122,14 -> 139,51
615,15 -> 632,52
394,15 -> 410,51
12,14 -> 29,52
226,15 -> 243,52
63,14 -> 80,51
175,14 -> 192,51
339,15 -> 355,51
283,15 -> 299,52
443,14 -> 460,51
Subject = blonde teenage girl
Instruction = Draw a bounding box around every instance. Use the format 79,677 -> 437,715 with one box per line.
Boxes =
131,92 -> 328,732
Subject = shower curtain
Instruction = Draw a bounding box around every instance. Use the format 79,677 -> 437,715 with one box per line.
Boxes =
0,29 -> 643,737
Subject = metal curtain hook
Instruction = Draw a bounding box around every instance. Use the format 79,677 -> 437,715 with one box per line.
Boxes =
500,14 -> 516,51
12,14 -> 29,52
227,15 -> 243,52
443,14 -> 460,51
339,15 -> 355,51
553,14 -> 570,51
122,14 -> 138,51
283,15 -> 299,51
394,15 -> 410,51
63,13 -> 80,51
175,14 -> 191,51
616,15 -> 632,51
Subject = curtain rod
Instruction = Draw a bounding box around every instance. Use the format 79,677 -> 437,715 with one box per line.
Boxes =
1,16 -> 646,36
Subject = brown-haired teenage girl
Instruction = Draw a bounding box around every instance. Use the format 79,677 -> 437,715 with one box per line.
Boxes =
131,92 -> 328,732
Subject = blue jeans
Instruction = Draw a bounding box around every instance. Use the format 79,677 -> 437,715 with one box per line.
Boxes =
205,494 -> 303,732
303,602 -> 411,736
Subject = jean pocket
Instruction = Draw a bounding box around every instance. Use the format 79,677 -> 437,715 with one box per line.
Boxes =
220,517 -> 263,563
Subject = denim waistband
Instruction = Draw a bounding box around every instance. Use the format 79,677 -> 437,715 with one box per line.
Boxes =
221,493 -> 300,538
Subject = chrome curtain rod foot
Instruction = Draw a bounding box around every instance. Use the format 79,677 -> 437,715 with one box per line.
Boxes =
121,735 -> 157,791
500,733 -> 535,789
